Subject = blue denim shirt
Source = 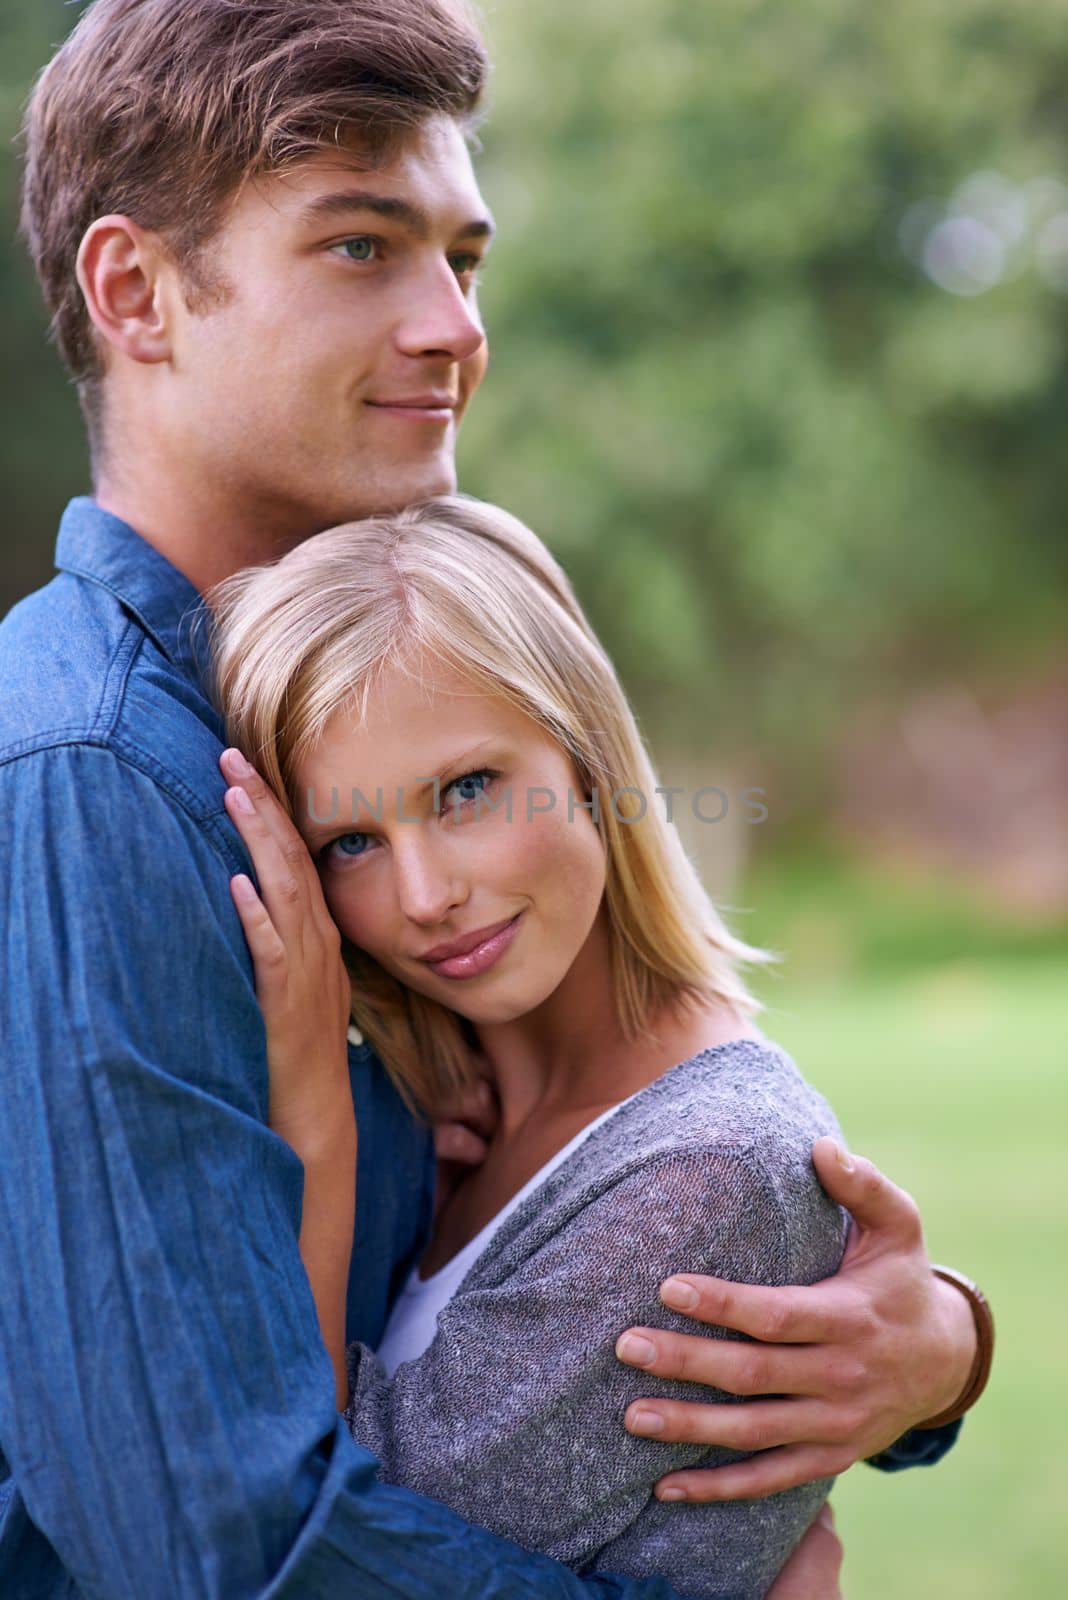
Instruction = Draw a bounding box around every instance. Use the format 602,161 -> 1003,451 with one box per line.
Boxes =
0,499 -> 958,1600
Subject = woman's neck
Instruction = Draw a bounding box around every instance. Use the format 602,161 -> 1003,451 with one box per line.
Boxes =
473,911 -> 761,1142
472,911 -> 621,1134
423,919 -> 761,1277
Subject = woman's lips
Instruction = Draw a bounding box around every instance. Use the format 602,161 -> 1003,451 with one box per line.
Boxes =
420,914 -> 522,980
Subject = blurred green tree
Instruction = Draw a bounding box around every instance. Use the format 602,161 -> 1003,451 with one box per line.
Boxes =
1,1 -> 92,602
462,0 -> 1068,757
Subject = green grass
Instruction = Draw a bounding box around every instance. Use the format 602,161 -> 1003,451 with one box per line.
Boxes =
737,858 -> 1068,1598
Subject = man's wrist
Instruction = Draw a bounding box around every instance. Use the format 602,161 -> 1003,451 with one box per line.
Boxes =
915,1265 -> 995,1430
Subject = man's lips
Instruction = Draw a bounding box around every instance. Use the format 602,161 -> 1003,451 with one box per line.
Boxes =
365,393 -> 457,423
416,914 -> 522,980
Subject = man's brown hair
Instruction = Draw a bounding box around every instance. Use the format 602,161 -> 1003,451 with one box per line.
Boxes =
20,0 -> 488,445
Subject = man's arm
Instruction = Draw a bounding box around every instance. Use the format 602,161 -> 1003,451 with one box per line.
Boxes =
436,1071 -> 983,1495
616,1141 -> 984,1500
344,1146 -> 842,1599
0,744 -> 685,1600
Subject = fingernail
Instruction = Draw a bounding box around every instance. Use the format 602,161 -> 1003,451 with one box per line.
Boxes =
835,1142 -> 855,1174
229,786 -> 255,815
232,874 -> 256,902
657,1486 -> 687,1502
628,1407 -> 665,1436
225,749 -> 255,779
616,1333 -> 657,1367
661,1277 -> 699,1312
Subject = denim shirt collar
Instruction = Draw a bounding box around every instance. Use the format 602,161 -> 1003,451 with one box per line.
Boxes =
54,497 -> 211,678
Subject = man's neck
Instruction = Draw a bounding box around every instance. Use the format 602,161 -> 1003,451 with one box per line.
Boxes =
93,469 -> 313,599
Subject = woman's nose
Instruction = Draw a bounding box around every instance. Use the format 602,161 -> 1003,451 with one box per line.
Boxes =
392,835 -> 469,927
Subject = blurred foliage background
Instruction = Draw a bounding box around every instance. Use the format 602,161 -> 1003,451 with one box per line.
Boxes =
2,1 -> 1066,1595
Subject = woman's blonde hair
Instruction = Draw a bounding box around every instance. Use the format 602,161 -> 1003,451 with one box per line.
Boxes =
205,495 -> 768,1116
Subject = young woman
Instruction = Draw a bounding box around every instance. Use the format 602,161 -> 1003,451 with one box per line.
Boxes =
205,495 -> 847,1599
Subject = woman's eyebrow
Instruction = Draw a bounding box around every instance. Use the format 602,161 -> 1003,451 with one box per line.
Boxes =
299,739 -> 503,844
433,738 -> 503,785
298,188 -> 495,242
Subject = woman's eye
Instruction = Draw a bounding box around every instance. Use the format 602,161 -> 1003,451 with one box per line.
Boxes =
334,237 -> 379,263
443,769 -> 495,810
324,831 -> 374,863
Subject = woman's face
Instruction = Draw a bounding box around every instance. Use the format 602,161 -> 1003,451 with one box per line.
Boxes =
293,658 -> 608,1026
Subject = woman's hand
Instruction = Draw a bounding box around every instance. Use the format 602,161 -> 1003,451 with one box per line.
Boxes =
220,747 -> 356,1409
766,1506 -> 842,1599
432,1065 -> 500,1220
220,747 -> 353,1142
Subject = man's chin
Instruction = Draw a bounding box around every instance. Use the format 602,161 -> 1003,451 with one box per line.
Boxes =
338,457 -> 458,522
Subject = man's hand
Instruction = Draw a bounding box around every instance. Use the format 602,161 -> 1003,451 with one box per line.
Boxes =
617,1138 -> 978,1501
766,1505 -> 842,1600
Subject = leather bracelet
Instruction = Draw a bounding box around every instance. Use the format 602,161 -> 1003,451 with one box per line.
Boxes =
914,1265 -> 995,1429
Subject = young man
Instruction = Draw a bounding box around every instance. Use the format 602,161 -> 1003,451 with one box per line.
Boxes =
0,2 -> 990,1595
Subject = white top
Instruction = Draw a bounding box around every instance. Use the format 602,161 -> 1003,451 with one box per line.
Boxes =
376,1101 -> 627,1377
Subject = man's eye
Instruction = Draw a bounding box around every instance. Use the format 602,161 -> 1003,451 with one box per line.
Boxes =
333,237 -> 379,263
449,252 -> 484,286
443,769 -> 495,810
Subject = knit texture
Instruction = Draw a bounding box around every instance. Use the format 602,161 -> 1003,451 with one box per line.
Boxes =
345,1039 -> 847,1599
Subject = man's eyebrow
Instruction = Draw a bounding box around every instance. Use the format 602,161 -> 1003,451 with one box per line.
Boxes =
299,189 -> 496,242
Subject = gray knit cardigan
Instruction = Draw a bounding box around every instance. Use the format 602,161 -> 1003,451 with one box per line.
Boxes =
344,1039 -> 847,1600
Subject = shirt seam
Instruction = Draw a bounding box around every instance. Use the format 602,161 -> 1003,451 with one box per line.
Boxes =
0,617 -> 145,764
1,738 -> 249,881
89,616 -> 142,742
53,552 -> 178,665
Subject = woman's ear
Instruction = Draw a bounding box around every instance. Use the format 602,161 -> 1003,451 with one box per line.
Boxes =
75,215 -> 174,367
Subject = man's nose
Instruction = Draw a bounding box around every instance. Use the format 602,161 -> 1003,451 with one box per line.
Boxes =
393,833 -> 469,927
395,260 -> 485,365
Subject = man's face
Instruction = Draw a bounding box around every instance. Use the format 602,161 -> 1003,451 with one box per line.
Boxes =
163,115 -> 493,537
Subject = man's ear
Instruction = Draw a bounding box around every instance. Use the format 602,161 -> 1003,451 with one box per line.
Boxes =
76,216 -> 175,366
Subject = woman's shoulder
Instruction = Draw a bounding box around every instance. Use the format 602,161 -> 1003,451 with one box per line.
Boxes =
597,1039 -> 847,1280
474,1038 -> 846,1290
605,1036 -> 840,1174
